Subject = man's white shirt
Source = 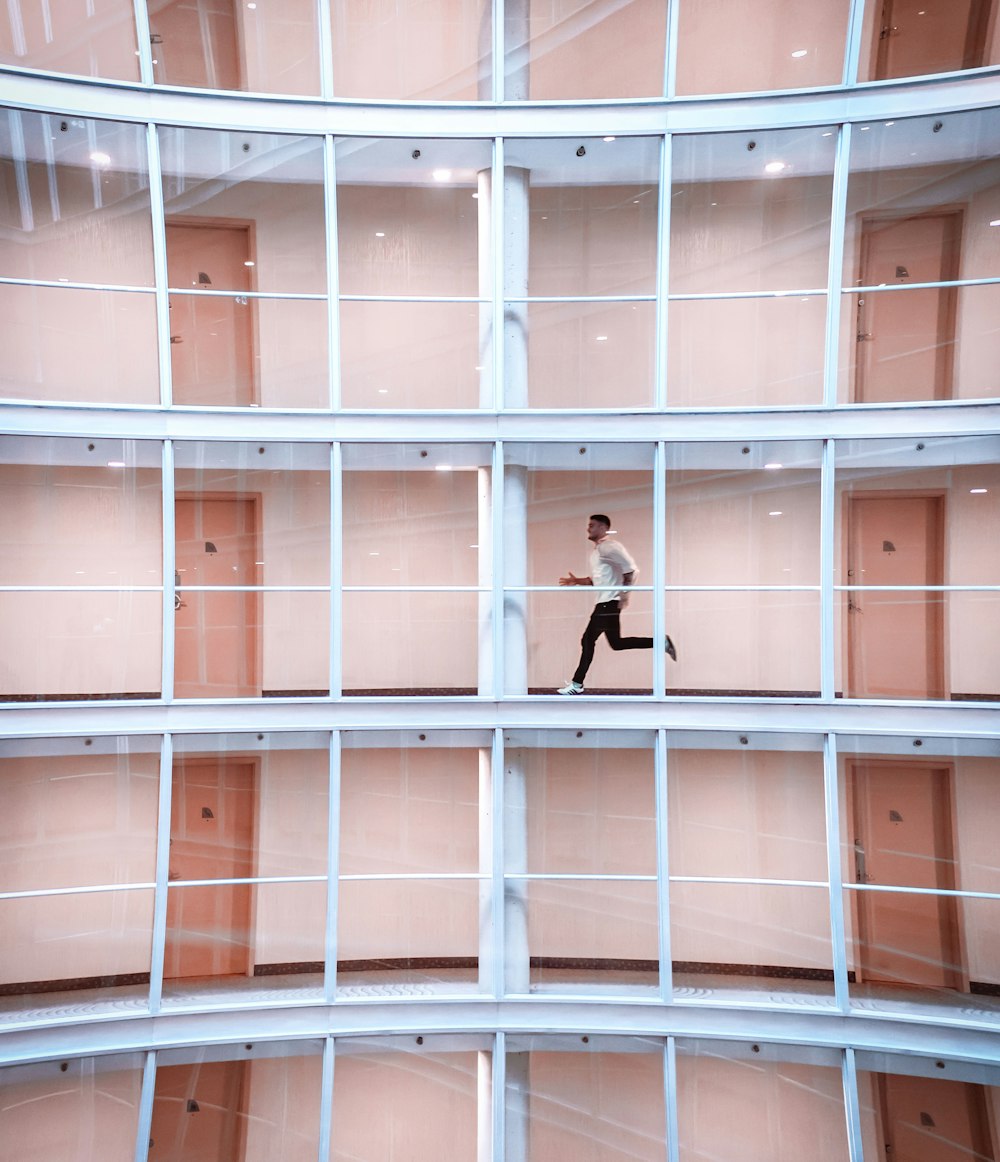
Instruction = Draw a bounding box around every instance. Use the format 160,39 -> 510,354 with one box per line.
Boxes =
589,536 -> 637,604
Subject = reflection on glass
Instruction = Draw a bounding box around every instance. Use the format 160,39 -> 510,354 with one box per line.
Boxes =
857,1066 -> 999,1161
507,1045 -> 667,1162
148,0 -> 321,94
0,285 -> 160,405
524,301 -> 655,408
0,111 -> 153,284
333,1048 -> 479,1162
671,128 -> 836,294
0,1055 -> 144,1162
668,296 -> 826,407
506,0 -> 666,99
0,0 -> 140,78
331,0 -> 490,99
341,300 -> 484,409
858,1 -> 1000,82
151,1043 -> 324,1161
342,591 -> 479,694
676,1042 -> 849,1161
675,0 -> 851,95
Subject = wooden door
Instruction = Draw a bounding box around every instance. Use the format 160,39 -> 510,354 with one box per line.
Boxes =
846,494 -> 944,699
166,222 -> 256,407
851,761 -> 960,989
175,494 -> 260,698
854,213 -> 961,404
871,0 -> 992,78
164,758 -> 255,979
149,1059 -> 248,1162
876,1073 -> 995,1162
147,0 -> 241,90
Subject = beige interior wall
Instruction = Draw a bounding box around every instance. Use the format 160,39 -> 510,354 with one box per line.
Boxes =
0,0 -> 139,78
332,1052 -> 478,1162
525,1051 -> 666,1162
236,0 -> 321,96
669,751 -> 830,970
242,1054 -> 324,1162
954,756 -> 1000,986
338,747 -> 479,959
0,464 -> 162,696
676,1054 -> 850,1162
0,1062 -> 142,1162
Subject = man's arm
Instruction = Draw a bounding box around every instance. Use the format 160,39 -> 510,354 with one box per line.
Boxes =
620,569 -> 635,605
559,571 -> 593,586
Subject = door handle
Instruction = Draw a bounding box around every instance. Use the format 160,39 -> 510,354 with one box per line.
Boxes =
856,332 -> 873,342
854,840 -> 869,883
848,598 -> 862,613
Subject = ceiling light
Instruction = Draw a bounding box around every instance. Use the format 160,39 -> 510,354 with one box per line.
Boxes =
768,511 -> 783,516
821,131 -> 834,137
375,231 -> 385,237
764,462 -> 783,470
859,125 -> 870,131
595,335 -> 608,342
790,49 -> 808,58
432,168 -> 452,182
89,150 -> 111,165
884,121 -> 895,126
435,464 -> 453,471
990,220 -> 1000,227
377,388 -> 389,393
243,260 -> 254,267
970,488 -> 989,494
247,2 -> 256,7
603,136 -> 616,142
471,193 -> 479,199
107,460 -> 126,468
764,161 -> 786,174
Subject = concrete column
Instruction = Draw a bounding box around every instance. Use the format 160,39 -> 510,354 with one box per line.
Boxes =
503,464 -> 529,695
505,1051 -> 531,1162
504,747 -> 530,993
478,466 -> 494,695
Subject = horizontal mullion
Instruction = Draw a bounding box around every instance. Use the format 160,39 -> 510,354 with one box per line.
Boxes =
0,585 -> 164,593
167,875 -> 328,888
0,882 -> 156,900
167,287 -> 326,301
342,584 -> 487,592
0,276 -> 156,293
503,872 -> 657,882
668,875 -> 828,889
835,585 -> 1000,592
338,872 -> 486,881
339,293 -> 486,304
505,294 -> 656,303
845,882 -> 1000,902
668,288 -> 827,301
847,275 -> 1000,294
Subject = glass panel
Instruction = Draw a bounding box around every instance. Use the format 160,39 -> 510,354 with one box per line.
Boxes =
330,0 -> 490,99
342,591 -> 480,694
162,880 -> 325,1003
858,0 -> 1000,82
670,128 -> 836,294
506,1044 -> 667,1162
337,878 -> 480,991
0,888 -> 153,1013
332,1047 -> 478,1161
674,0 -> 851,95
0,285 -> 160,405
152,1042 -> 324,1161
524,300 -> 655,409
0,0 -> 140,79
675,1041 -> 849,1160
835,437 -> 1000,701
173,442 -> 330,699
337,139 -> 489,297
671,883 -> 834,1000
667,295 -> 826,407
0,1054 -> 144,1161
148,0 -> 321,94
0,111 -> 153,284
856,1060 -> 1000,1160
0,737 -> 159,891
507,0 -> 667,99
505,446 -> 655,695
340,300 -> 484,409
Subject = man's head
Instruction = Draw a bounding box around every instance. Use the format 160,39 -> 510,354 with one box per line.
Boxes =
586,514 -> 611,541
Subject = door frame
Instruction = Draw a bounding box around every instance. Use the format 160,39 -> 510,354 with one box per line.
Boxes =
870,0 -> 995,78
845,757 -> 966,991
852,209 -> 963,404
166,754 -> 261,979
165,216 -> 261,406
843,489 -> 948,699
174,490 -> 263,698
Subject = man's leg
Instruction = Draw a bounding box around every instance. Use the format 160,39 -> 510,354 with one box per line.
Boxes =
602,607 -> 654,652
571,601 -> 615,685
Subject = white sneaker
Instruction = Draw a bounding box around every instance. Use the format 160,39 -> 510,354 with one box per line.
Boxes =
557,680 -> 585,695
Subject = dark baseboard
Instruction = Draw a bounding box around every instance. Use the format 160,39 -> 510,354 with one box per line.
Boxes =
969,980 -> 1000,997
254,961 -> 325,976
0,692 -> 159,702
262,690 -> 330,698
335,957 -> 479,973
0,971 -> 151,997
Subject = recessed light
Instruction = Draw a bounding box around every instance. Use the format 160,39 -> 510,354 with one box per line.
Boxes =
595,335 -> 608,342
432,168 -> 452,182
603,136 -> 616,142
247,2 -> 256,7
377,389 -> 389,393
768,511 -> 784,516
990,220 -> 1000,227
970,488 -> 989,494
58,277 -> 69,282
859,125 -> 870,131
89,150 -> 111,165
764,462 -> 783,470
375,231 -> 385,237
471,193 -> 479,199
107,460 -> 126,468
791,49 -> 808,58
821,131 -> 834,137
243,260 -> 255,267
435,464 -> 453,471
764,161 -> 786,174
884,121 -> 895,126
469,544 -> 479,549
369,551 -> 380,556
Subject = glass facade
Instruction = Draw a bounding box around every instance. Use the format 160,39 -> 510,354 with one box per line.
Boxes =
2,0 -> 999,1158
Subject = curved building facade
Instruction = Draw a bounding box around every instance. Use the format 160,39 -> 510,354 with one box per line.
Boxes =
1,1 -> 1000,1157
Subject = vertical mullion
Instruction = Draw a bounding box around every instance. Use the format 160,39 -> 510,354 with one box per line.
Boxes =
823,122 -> 852,409
132,0 -> 154,85
160,438 -> 175,701
493,1032 -> 507,1162
493,0 -> 504,101
664,0 -> 680,98
653,440 -> 666,697
842,1047 -> 866,1162
318,1035 -> 335,1162
490,726 -> 506,996
664,1037 -> 680,1162
821,437 -> 836,701
148,732 -> 173,1014
145,123 -> 173,408
656,727 -> 672,1001
824,732 -> 852,1012
493,440 -> 505,697
330,441 -> 343,697
133,1049 -> 157,1162
655,134 -> 670,410
842,0 -> 868,86
493,137 -> 505,410
324,729 -> 341,1003
325,136 -> 341,411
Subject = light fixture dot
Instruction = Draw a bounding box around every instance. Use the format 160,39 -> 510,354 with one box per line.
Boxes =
603,136 -> 616,142
768,511 -> 783,516
435,464 -> 453,472
243,260 -> 255,267
375,231 -> 385,237
432,168 -> 452,182
970,488 -> 989,494
764,161 -> 786,174
89,150 -> 111,165
764,462 -> 783,470
990,220 -> 1000,227
790,48 -> 808,58
595,335 -> 608,342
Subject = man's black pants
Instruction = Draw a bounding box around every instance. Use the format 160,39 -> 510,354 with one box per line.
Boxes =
572,599 -> 654,685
